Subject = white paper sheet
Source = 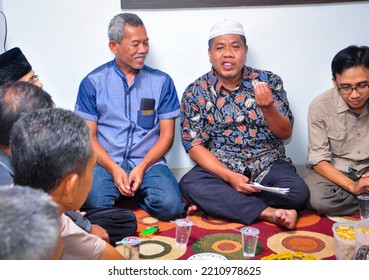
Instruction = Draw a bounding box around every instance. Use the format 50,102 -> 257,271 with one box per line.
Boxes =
246,182 -> 290,195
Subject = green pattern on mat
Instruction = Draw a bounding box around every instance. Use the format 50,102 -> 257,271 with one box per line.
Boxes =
191,233 -> 263,260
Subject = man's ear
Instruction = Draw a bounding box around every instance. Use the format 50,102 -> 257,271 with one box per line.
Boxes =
109,40 -> 118,54
332,77 -> 337,87
59,173 -> 79,208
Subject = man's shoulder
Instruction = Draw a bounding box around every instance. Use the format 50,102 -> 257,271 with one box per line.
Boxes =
310,87 -> 336,107
140,65 -> 171,79
0,165 -> 13,186
0,150 -> 10,162
79,61 -> 116,88
0,150 -> 12,171
85,61 -> 115,78
245,66 -> 278,78
180,72 -> 213,99
187,71 -> 212,87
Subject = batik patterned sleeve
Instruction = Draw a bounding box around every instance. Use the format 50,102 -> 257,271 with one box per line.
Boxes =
180,83 -> 209,152
269,72 -> 294,125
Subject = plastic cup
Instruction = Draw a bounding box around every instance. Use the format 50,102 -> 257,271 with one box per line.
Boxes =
332,222 -> 356,260
241,226 -> 260,258
175,218 -> 193,247
357,194 -> 369,220
121,236 -> 141,260
355,218 -> 369,256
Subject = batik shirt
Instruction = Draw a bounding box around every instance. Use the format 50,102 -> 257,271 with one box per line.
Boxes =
181,66 -> 293,182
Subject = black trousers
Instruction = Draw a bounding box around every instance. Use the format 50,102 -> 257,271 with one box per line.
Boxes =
66,207 -> 137,245
179,160 -> 310,225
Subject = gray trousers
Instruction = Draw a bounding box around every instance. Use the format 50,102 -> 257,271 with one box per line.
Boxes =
303,168 -> 359,216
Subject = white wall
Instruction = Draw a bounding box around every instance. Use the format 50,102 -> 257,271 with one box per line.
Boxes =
0,2 -> 5,53
2,0 -> 369,170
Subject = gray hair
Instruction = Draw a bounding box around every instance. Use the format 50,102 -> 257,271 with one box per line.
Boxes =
108,13 -> 144,42
0,185 -> 60,260
11,108 -> 91,193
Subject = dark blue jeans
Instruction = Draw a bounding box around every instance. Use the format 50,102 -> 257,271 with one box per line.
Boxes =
83,163 -> 186,221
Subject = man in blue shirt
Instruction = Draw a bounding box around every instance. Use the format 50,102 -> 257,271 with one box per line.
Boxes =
74,13 -> 186,220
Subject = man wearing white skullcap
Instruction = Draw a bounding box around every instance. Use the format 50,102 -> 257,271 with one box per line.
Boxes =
180,19 -> 309,230
208,19 -> 246,41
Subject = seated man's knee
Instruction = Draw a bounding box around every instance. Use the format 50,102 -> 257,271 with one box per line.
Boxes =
150,194 -> 184,221
308,195 -> 332,215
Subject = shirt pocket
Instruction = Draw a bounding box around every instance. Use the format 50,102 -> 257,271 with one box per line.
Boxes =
327,128 -> 347,154
137,110 -> 157,130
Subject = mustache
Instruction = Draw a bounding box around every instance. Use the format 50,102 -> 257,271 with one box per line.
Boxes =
133,55 -> 146,60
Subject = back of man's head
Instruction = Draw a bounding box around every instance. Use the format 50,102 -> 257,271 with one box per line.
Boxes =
11,108 -> 91,193
0,81 -> 54,147
0,185 -> 60,260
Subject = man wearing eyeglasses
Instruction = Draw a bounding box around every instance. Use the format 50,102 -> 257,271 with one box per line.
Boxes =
304,45 -> 369,216
0,47 -> 42,88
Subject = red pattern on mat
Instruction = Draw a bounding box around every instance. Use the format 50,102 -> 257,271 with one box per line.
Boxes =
118,201 -> 360,260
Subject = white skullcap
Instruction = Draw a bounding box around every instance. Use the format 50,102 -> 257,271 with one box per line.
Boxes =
208,19 -> 246,41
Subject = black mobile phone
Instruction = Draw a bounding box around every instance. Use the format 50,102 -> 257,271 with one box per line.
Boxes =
140,98 -> 155,111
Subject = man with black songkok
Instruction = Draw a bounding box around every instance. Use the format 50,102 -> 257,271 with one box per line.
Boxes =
0,47 -> 42,87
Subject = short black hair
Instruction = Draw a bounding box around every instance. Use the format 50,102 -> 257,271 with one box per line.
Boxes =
0,81 -> 54,146
331,45 -> 369,79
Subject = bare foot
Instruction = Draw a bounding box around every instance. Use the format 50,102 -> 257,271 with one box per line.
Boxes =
273,209 -> 297,229
259,207 -> 297,229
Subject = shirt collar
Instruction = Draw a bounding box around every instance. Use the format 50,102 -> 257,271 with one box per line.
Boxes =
209,66 -> 246,92
337,92 -> 351,114
112,60 -> 144,83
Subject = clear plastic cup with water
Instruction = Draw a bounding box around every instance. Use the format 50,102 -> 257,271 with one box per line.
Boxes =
175,218 -> 193,247
241,226 -> 260,258
357,194 -> 369,220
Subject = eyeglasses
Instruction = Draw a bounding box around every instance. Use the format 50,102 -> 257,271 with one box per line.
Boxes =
337,82 -> 369,95
28,74 -> 39,85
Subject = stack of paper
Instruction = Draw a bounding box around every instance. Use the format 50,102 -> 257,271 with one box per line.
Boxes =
246,182 -> 290,195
